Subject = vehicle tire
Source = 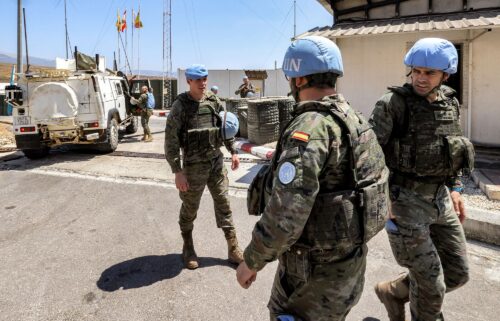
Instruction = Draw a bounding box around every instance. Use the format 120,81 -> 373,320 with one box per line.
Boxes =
96,117 -> 119,153
22,147 -> 50,159
125,115 -> 139,134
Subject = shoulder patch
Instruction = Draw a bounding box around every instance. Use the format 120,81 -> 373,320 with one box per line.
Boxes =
278,162 -> 296,185
291,131 -> 310,143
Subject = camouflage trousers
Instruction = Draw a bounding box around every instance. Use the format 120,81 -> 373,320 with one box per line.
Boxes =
178,153 -> 236,233
141,109 -> 153,135
388,184 -> 469,321
268,245 -> 367,321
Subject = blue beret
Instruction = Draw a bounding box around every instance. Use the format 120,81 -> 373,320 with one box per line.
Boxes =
185,64 -> 208,80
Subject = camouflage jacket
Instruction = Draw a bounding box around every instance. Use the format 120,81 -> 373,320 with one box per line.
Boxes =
136,93 -> 148,109
164,91 -> 236,173
369,84 -> 467,188
244,94 -> 382,271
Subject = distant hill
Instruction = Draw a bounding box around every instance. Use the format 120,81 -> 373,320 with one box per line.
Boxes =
0,52 -> 55,67
0,52 -> 175,80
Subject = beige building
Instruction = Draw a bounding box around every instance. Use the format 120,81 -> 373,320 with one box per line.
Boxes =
304,0 -> 500,146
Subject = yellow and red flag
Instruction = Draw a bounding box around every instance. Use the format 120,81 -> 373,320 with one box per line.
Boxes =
121,10 -> 127,32
115,10 -> 122,32
291,131 -> 310,143
134,10 -> 143,28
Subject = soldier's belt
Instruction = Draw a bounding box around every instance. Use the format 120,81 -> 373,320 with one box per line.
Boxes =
287,244 -> 357,265
391,174 -> 444,195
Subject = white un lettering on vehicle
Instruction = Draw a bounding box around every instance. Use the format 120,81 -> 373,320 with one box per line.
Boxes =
283,58 -> 302,72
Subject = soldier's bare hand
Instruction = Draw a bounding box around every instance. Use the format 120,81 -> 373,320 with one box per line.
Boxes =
450,191 -> 466,223
236,261 -> 257,289
231,154 -> 240,171
175,172 -> 189,192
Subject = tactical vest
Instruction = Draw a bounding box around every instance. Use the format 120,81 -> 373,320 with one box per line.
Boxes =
178,93 -> 223,160
248,97 -> 390,255
385,84 -> 474,177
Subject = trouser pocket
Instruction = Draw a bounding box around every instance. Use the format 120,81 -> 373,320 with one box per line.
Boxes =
387,222 -> 411,268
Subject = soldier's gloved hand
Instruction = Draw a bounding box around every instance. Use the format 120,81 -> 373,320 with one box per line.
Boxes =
175,172 -> 189,192
236,261 -> 257,289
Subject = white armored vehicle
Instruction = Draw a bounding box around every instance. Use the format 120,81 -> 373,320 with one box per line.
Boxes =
5,52 -> 138,159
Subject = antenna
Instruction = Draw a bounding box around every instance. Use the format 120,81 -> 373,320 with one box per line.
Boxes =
23,7 -> 30,73
163,0 -> 172,109
293,0 -> 296,39
64,0 -> 69,59
17,0 -> 22,74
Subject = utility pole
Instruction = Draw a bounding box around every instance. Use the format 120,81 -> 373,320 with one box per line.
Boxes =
64,0 -> 69,59
17,0 -> 23,74
163,0 -> 172,109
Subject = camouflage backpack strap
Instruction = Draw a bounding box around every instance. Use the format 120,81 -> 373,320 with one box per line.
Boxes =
388,84 -> 414,138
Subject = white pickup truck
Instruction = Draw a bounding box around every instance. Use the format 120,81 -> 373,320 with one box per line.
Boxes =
5,55 -> 138,159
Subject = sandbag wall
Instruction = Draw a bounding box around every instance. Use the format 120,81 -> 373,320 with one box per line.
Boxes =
271,96 -> 295,133
247,99 -> 280,145
226,98 -> 250,138
225,98 -> 249,114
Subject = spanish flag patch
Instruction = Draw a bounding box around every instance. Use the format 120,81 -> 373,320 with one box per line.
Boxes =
291,131 -> 310,143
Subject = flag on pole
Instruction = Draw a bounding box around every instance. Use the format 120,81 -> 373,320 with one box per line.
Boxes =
134,10 -> 143,28
121,10 -> 127,32
116,9 -> 122,32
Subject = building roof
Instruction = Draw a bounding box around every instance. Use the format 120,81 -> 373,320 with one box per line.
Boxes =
300,9 -> 500,38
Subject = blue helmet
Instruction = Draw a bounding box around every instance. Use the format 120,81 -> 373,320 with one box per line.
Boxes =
185,64 -> 208,80
404,38 -> 458,74
210,85 -> 219,92
219,111 -> 239,139
282,36 -> 343,78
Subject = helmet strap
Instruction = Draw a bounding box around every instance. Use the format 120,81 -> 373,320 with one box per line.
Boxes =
288,79 -> 301,102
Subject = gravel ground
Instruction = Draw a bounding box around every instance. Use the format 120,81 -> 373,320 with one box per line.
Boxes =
0,123 -> 15,151
463,177 -> 500,213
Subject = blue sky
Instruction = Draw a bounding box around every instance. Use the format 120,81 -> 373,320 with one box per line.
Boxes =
2,0 -> 333,72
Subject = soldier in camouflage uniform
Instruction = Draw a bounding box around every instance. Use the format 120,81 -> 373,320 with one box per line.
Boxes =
164,64 -> 244,269
369,38 -> 474,321
132,85 -> 154,142
237,36 -> 389,321
235,76 -> 255,98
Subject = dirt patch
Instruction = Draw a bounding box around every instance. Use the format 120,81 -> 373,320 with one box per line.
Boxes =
0,123 -> 15,151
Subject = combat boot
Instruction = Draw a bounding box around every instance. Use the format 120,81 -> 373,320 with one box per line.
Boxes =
181,231 -> 199,269
224,229 -> 244,264
374,274 -> 410,321
144,134 -> 153,142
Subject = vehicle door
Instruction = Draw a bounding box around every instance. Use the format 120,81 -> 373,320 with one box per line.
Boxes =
111,80 -> 127,120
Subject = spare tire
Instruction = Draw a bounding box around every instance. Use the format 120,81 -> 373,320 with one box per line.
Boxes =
30,82 -> 78,122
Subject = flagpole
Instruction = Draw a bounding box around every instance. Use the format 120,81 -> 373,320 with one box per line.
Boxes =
137,4 -> 141,79
125,10 -> 128,74
117,8 -> 121,71
132,8 -> 134,75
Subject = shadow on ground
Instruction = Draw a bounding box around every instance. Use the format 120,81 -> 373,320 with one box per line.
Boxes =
97,253 -> 234,291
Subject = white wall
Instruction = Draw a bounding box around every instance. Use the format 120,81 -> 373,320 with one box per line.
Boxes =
333,29 -> 500,146
469,29 -> 500,146
177,69 -> 290,99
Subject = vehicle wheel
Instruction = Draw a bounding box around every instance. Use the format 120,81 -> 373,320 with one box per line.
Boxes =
96,118 -> 119,153
125,116 -> 139,134
22,147 -> 50,159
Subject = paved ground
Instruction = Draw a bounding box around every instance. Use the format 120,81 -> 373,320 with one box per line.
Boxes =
1,170 -> 499,321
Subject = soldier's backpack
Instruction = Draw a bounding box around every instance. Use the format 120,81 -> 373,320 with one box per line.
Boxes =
247,100 -> 390,243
